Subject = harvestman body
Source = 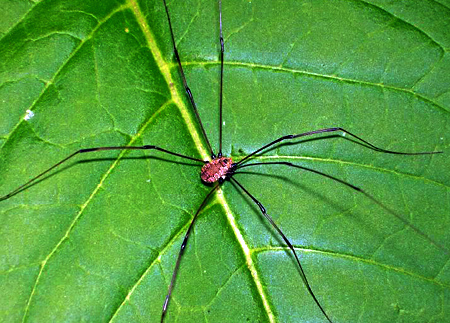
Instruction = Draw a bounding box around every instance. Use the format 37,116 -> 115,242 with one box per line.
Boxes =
1,0 -> 447,322
201,157 -> 233,183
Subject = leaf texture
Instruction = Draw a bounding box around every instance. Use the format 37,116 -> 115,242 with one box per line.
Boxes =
0,0 -> 449,322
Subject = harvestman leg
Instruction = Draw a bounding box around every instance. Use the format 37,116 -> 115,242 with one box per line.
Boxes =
161,184 -> 219,322
235,127 -> 442,167
0,145 -> 205,201
230,177 -> 333,323
162,0 -> 215,158
218,0 -> 225,157
235,162 -> 450,256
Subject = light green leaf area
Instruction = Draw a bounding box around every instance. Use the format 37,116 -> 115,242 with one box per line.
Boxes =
1,0 -> 449,322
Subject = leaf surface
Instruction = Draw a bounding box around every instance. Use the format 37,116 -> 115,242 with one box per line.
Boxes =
0,0 -> 449,322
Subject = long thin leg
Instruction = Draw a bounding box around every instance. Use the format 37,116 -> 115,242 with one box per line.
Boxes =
236,161 -> 450,256
161,184 -> 219,322
0,145 -> 205,202
218,0 -> 224,157
230,177 -> 333,323
235,127 -> 443,166
162,0 -> 215,158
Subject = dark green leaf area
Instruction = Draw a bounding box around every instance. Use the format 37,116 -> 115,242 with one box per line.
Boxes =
0,1 -> 32,36
106,203 -> 267,323
228,157 -> 449,322
228,160 -> 448,267
0,0 -> 120,82
0,265 -> 40,323
29,10 -> 169,144
258,250 -> 444,323
0,79 -> 44,137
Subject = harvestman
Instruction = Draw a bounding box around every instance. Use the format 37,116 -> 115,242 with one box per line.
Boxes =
1,0 -> 446,322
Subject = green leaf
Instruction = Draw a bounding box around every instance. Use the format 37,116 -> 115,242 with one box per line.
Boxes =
1,0 -> 449,322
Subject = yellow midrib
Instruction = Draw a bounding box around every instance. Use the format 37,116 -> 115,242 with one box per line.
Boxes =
129,0 -> 275,322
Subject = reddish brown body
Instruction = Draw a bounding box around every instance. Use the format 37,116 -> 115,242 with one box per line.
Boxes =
201,157 -> 233,183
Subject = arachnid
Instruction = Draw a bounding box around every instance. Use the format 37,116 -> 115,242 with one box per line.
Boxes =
1,0 -> 449,322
